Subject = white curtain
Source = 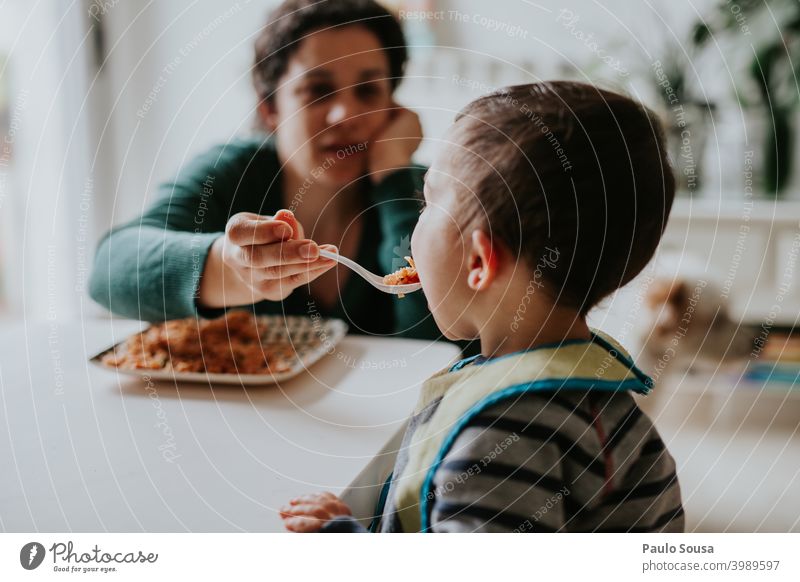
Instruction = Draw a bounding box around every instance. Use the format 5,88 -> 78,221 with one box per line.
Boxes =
2,0 -> 102,321
2,0 -> 282,321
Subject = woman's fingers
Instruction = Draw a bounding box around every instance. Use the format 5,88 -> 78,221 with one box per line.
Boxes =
273,262 -> 335,290
263,266 -> 332,297
242,256 -> 335,282
239,241 -> 339,270
273,209 -> 305,240
223,211 -> 337,301
236,239 -> 321,267
368,104 -> 422,183
386,103 -> 422,136
245,261 -> 333,301
226,213 -> 294,246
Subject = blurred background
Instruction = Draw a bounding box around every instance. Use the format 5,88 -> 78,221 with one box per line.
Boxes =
1,0 -> 798,531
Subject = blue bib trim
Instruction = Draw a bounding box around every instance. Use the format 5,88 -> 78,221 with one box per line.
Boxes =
368,472 -> 393,532
448,354 -> 483,372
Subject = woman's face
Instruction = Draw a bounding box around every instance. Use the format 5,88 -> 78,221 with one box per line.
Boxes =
264,25 -> 394,185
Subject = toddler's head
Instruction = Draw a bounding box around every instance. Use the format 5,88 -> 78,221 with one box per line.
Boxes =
410,81 -> 675,345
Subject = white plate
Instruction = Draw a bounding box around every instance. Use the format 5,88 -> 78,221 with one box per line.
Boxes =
90,315 -> 348,386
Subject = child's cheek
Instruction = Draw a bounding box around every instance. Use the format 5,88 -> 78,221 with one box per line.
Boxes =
413,213 -> 455,276
410,227 -> 428,282
411,237 -> 430,287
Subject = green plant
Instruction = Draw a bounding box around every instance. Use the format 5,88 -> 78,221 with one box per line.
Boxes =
693,0 -> 800,196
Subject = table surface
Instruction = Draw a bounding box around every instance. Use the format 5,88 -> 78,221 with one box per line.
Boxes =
0,319 -> 460,532
637,370 -> 800,532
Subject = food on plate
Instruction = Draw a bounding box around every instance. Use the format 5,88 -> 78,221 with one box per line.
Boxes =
100,310 -> 296,374
383,256 -> 419,286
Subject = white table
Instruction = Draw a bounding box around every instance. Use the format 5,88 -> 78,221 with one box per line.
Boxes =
0,320 -> 460,532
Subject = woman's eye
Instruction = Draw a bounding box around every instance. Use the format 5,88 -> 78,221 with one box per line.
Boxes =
355,82 -> 384,102
303,84 -> 334,100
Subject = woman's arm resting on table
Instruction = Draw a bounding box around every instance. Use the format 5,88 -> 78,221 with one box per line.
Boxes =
89,142 -> 335,320
89,144 -> 242,320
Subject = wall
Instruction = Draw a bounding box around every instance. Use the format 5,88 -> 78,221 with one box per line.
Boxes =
99,0 -> 282,226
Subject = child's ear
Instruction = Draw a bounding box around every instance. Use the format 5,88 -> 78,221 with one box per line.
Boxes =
258,100 -> 279,132
467,229 -> 498,291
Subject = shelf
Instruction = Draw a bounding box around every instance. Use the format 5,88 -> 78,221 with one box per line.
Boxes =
670,197 -> 800,223
638,367 -> 800,433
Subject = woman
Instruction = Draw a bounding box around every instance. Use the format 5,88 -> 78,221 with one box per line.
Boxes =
89,0 -> 440,341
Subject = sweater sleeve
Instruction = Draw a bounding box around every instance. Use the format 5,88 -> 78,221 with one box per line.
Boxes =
369,166 -> 441,340
89,143 -> 252,321
318,515 -> 369,533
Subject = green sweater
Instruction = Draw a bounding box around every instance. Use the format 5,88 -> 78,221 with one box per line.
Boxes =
89,136 -> 441,340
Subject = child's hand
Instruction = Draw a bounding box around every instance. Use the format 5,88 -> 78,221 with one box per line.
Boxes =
280,492 -> 352,533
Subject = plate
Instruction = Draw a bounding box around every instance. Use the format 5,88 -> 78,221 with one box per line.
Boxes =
89,315 -> 348,385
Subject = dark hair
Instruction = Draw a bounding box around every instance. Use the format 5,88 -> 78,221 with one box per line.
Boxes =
252,0 -> 408,103
453,81 -> 675,315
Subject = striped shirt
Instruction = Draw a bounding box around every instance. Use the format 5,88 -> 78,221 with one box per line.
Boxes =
323,388 -> 684,533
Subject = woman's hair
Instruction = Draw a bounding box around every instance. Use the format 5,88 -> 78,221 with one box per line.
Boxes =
453,81 -> 675,315
252,0 -> 408,104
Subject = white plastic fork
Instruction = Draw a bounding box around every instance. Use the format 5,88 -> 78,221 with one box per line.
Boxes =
319,249 -> 422,295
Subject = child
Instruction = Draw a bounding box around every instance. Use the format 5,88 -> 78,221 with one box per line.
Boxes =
280,81 -> 683,533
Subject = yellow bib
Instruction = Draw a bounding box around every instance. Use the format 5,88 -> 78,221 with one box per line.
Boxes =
391,331 -> 651,532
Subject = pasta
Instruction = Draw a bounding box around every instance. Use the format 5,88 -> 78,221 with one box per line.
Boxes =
100,311 -> 296,374
383,256 -> 419,285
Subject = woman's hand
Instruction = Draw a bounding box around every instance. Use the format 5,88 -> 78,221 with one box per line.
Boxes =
368,104 -> 423,184
280,492 -> 352,533
198,209 -> 337,308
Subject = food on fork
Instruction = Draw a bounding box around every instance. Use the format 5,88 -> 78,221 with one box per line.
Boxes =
383,256 -> 419,286
100,310 -> 295,374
